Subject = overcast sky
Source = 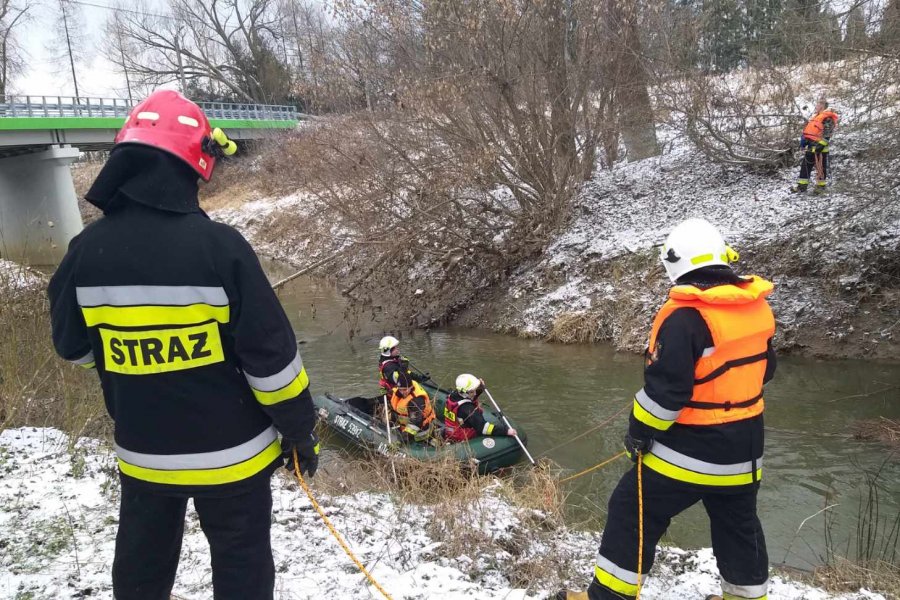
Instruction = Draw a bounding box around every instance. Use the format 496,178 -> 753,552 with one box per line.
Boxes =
15,1 -> 142,99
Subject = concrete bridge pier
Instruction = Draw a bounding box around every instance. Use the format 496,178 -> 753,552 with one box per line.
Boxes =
0,145 -> 83,266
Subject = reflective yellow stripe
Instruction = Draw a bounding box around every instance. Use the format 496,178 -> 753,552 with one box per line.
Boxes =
594,564 -> 639,597
312,442 -> 320,455
99,322 -> 224,375
484,422 -> 495,435
633,399 -> 675,431
79,362 -> 96,369
251,367 -> 310,405
81,304 -> 230,327
117,439 -> 281,485
724,594 -> 767,600
690,253 -> 714,265
642,453 -> 761,486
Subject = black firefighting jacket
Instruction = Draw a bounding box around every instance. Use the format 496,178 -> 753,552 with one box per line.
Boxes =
48,147 -> 316,496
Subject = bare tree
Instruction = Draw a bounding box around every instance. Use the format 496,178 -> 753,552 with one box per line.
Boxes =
47,0 -> 89,97
106,0 -> 291,103
0,0 -> 31,98
602,0 -> 660,161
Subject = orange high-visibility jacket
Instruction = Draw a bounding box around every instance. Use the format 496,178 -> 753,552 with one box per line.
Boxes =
390,380 -> 435,427
648,277 -> 775,426
802,110 -> 839,143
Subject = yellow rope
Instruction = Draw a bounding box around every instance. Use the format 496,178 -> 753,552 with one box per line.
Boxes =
636,453 -> 644,600
559,451 -> 627,484
538,401 -> 632,458
292,449 -> 394,600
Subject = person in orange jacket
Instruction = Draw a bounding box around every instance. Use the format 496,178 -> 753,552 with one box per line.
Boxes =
558,218 -> 776,600
791,98 -> 839,194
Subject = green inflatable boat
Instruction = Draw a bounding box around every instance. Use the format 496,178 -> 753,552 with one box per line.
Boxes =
312,382 -> 528,474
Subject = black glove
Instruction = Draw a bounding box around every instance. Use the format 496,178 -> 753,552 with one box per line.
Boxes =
623,433 -> 653,462
282,432 -> 320,478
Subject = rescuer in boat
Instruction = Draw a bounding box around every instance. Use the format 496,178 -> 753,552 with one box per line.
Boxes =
48,90 -> 319,600
443,374 -> 518,442
558,218 -> 777,600
389,371 -> 437,443
377,335 -> 430,395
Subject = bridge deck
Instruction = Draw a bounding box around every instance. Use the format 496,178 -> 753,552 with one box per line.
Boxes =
0,95 -> 302,157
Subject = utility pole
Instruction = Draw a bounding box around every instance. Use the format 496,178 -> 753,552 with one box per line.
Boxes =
60,0 -> 80,99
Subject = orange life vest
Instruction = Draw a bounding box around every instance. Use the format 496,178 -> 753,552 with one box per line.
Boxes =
648,276 -> 775,426
389,380 -> 435,427
802,110 -> 839,142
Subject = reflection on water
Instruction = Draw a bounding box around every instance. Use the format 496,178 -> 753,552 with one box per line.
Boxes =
272,269 -> 900,571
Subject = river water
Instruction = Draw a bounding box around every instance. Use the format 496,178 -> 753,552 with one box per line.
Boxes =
272,270 -> 900,572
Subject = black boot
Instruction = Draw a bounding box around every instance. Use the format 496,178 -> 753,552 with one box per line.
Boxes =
555,591 -> 589,600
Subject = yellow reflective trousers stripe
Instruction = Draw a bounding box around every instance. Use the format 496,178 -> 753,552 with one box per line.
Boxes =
81,304 -> 230,327
117,439 -> 282,485
251,367 -> 310,405
594,564 -> 639,597
642,453 -> 761,486
724,594 -> 767,600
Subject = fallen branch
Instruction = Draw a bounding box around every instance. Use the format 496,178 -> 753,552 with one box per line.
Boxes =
271,249 -> 349,291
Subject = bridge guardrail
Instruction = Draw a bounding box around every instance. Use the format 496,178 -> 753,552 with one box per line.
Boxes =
0,96 -> 298,121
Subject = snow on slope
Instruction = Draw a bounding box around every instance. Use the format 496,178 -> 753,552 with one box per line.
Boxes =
0,428 -> 885,600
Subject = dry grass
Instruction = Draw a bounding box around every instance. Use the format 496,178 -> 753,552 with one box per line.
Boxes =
813,559 -> 900,600
71,160 -> 104,199
0,278 -> 109,441
292,442 -> 576,592
852,418 -> 900,451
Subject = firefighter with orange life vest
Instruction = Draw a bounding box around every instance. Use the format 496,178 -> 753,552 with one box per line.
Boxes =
443,374 -> 518,442
48,91 -> 319,600
389,371 -> 437,442
378,335 -> 428,395
558,218 -> 777,600
791,98 -> 839,194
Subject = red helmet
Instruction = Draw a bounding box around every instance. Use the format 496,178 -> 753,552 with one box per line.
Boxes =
115,90 -> 218,181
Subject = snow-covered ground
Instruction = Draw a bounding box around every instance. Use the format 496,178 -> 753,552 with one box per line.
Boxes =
209,121 -> 899,359
0,427 -> 886,599
0,259 -> 45,292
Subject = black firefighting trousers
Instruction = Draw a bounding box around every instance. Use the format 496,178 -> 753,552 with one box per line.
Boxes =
112,479 -> 275,600
798,148 -> 829,186
588,467 -> 768,600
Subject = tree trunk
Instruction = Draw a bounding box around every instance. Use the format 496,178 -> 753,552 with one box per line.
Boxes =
606,0 -> 659,162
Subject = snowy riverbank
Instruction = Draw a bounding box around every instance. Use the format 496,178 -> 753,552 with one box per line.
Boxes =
209,125 -> 900,360
0,427 -> 887,599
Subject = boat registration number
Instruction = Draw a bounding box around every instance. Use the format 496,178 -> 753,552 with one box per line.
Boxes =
334,415 -> 363,438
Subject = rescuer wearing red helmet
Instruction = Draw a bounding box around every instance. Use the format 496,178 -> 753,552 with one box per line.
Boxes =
48,90 -> 318,599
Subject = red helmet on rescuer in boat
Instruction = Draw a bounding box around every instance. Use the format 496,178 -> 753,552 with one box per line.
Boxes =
115,90 -> 218,181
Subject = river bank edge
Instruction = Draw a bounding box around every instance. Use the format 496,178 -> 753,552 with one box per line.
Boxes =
0,426 -> 893,600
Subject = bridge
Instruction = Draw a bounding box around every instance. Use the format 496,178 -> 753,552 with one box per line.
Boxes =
0,95 -> 301,265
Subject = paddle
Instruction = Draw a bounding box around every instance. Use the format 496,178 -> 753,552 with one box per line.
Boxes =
382,394 -> 399,482
482,388 -> 536,466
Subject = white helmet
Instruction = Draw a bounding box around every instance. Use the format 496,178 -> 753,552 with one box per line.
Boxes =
659,218 -> 739,283
455,373 -> 480,394
379,335 -> 400,355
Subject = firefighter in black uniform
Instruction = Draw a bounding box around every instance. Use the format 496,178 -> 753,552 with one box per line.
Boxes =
377,334 -> 428,394
48,90 -> 319,600
442,374 -> 517,443
558,218 -> 776,600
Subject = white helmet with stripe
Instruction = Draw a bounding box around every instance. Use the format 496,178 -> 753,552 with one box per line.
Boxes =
659,218 -> 740,283
379,335 -> 400,355
455,373 -> 480,394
